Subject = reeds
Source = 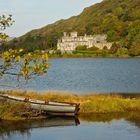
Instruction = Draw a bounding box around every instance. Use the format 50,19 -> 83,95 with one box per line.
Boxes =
0,90 -> 140,120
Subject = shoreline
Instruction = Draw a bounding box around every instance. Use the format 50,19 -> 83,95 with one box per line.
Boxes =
48,54 -> 140,59
0,90 -> 140,121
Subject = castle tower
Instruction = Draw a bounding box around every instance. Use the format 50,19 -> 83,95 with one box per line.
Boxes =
63,32 -> 67,37
70,32 -> 78,37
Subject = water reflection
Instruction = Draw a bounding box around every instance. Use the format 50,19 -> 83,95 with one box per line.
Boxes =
80,112 -> 140,128
0,117 -> 79,139
0,112 -> 140,140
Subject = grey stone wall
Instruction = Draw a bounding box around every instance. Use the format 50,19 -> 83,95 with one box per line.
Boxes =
57,32 -> 112,52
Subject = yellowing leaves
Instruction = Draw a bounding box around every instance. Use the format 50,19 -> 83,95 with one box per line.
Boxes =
1,49 -> 49,80
15,56 -> 20,62
19,49 -> 24,52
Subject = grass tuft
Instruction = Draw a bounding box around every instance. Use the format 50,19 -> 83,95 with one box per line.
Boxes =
0,90 -> 140,120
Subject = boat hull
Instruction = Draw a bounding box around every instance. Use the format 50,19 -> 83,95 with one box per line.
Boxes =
0,94 -> 80,116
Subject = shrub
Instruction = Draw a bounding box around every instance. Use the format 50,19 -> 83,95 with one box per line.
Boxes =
87,46 -> 99,51
76,45 -> 87,51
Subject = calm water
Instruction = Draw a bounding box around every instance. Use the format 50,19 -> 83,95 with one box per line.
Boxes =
1,58 -> 140,94
0,113 -> 140,140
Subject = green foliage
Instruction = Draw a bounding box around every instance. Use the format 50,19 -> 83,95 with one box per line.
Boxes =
129,48 -> 140,56
3,0 -> 140,57
87,46 -> 99,51
55,50 -> 61,55
110,42 -> 119,54
107,30 -> 119,41
76,45 -> 87,50
0,33 -> 8,40
0,15 -> 49,81
129,42 -> 140,56
116,47 -> 129,56
0,49 -> 48,79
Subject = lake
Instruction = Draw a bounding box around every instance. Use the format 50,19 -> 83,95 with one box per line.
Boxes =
0,113 -> 140,140
1,58 -> 140,94
0,58 -> 140,140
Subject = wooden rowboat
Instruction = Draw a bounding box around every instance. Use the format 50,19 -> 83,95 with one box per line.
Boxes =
0,94 -> 80,116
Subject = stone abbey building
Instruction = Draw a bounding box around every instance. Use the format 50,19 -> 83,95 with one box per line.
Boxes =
57,32 -> 112,53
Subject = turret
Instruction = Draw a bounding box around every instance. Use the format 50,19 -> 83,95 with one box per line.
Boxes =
70,32 -> 78,37
63,32 -> 67,37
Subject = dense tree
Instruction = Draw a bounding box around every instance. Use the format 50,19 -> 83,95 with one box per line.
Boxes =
76,45 -> 87,51
116,47 -> 129,56
109,43 -> 119,54
129,33 -> 140,56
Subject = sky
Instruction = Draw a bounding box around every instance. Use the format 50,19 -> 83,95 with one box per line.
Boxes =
0,0 -> 102,37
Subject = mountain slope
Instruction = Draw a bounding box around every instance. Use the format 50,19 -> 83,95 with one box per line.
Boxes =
5,0 -> 140,53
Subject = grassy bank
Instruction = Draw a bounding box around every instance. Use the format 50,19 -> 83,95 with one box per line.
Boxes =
0,90 -> 140,120
48,53 -> 139,58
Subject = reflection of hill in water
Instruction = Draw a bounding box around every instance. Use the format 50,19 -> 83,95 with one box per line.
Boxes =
0,112 -> 140,139
80,112 -> 140,129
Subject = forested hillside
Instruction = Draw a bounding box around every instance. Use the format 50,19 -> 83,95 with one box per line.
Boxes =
3,0 -> 140,56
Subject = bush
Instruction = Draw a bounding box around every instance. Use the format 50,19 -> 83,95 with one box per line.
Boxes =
116,48 -> 129,56
55,50 -> 61,55
129,47 -> 140,56
110,43 -> 119,54
87,46 -> 99,51
76,45 -> 87,51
